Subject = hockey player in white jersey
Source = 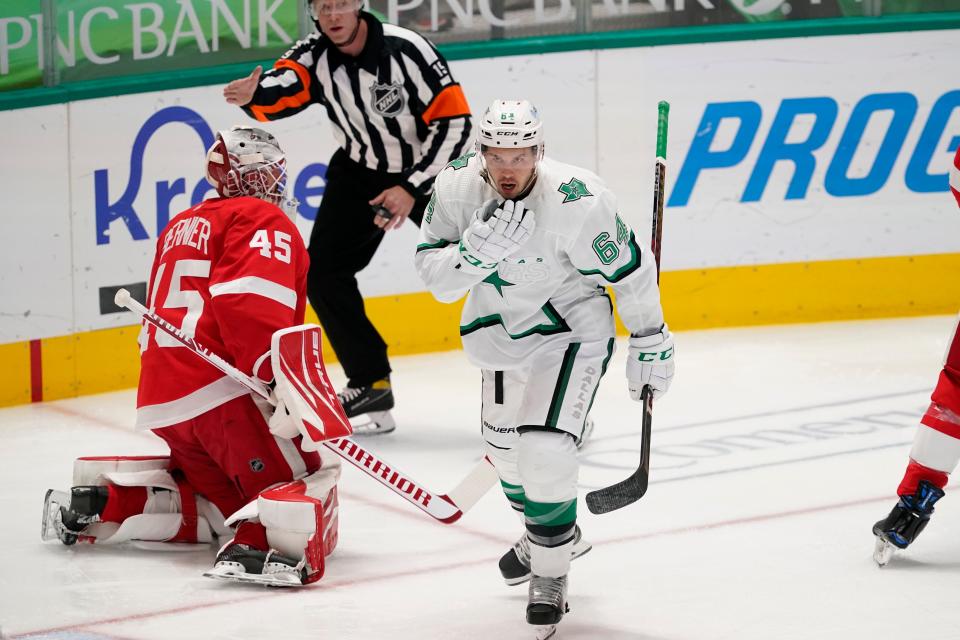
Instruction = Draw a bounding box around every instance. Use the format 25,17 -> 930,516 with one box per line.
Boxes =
415,99 -> 674,631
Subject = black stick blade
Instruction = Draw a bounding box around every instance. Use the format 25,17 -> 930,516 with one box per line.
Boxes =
585,471 -> 648,514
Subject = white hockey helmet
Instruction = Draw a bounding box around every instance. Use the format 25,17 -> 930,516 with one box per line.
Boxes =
476,99 -> 544,152
205,125 -> 288,205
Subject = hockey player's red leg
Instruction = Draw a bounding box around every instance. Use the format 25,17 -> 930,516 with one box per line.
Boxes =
100,485 -> 148,523
158,395 -> 322,516
896,460 -> 949,497
925,316 -> 960,433
231,520 -> 269,550
874,347 -> 960,563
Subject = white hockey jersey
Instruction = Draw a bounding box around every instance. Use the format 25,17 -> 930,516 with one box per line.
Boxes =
415,153 -> 666,370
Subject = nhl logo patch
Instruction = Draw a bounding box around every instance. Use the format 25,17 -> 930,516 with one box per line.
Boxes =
370,81 -> 405,117
249,458 -> 265,472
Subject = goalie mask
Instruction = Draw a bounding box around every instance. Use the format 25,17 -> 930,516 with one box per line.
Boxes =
477,99 -> 544,198
205,126 -> 289,206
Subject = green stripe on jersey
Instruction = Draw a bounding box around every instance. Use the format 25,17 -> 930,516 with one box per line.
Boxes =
545,342 -> 580,428
416,238 -> 453,252
460,301 -> 571,339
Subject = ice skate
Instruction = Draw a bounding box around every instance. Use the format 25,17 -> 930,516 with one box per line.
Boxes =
41,486 -> 109,545
339,377 -> 396,435
872,480 -> 945,567
499,526 -> 591,586
203,543 -> 306,587
527,574 -> 568,626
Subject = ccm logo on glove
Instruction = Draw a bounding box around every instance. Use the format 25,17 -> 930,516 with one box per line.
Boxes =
635,346 -> 674,362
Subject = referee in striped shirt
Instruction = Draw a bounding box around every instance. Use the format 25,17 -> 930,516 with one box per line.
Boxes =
224,0 -> 472,433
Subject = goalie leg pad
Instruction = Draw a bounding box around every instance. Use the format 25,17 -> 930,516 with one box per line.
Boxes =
259,466 -> 341,583
44,456 -> 224,546
212,466 -> 341,586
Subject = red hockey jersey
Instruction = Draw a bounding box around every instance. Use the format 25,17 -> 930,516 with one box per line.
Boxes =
136,196 -> 308,429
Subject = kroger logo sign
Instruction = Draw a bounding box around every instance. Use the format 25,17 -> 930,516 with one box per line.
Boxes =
669,89 -> 960,207
95,106 -> 326,245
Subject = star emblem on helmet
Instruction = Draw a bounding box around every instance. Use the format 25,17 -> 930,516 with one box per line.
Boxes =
558,177 -> 593,204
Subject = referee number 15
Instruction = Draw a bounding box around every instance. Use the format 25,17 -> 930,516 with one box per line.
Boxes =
250,229 -> 292,264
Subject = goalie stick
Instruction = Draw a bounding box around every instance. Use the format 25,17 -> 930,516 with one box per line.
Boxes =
115,289 -> 497,524
585,100 -> 669,515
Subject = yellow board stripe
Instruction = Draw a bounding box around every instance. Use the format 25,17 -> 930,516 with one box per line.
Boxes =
659,253 -> 960,331
2,253 -> 957,408
0,341 -> 31,407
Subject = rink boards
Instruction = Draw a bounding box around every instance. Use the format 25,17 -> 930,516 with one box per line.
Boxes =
1,27 -> 959,405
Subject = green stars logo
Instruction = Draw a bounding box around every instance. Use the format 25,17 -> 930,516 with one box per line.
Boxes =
558,177 -> 593,204
447,151 -> 475,171
482,271 -> 515,296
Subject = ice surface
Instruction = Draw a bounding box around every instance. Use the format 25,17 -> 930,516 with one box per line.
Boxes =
2,315 -> 958,639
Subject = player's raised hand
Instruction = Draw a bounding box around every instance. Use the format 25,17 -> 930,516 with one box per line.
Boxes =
459,199 -> 536,273
491,200 -> 534,247
224,66 -> 262,106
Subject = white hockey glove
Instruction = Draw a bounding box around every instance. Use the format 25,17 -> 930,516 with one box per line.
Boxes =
267,395 -> 300,439
459,199 -> 535,273
626,326 -> 675,401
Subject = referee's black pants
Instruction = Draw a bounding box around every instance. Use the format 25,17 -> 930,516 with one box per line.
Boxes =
307,150 -> 427,388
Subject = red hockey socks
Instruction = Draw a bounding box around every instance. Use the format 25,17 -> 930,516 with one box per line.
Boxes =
231,520 -> 269,551
100,485 -> 149,523
897,460 -> 949,497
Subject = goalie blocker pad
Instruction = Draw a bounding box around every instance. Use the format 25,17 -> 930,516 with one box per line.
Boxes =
272,324 -> 352,449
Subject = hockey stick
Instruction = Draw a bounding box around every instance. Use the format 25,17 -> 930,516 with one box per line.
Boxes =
115,289 -> 497,524
585,100 -> 669,515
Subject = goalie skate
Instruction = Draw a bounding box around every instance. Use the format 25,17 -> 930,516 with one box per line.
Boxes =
203,544 -> 307,587
41,488 -> 105,545
41,490 -> 75,544
534,625 -> 558,640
